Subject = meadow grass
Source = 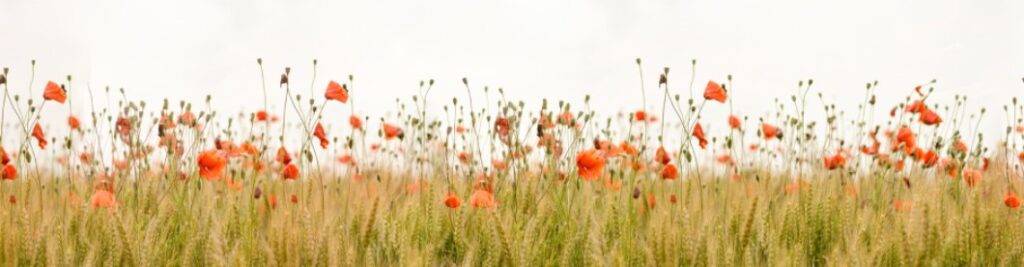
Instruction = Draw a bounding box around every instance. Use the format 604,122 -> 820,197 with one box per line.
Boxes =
0,59 -> 1022,266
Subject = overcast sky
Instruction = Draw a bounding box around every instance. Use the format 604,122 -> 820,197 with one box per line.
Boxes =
1,0 -> 1022,138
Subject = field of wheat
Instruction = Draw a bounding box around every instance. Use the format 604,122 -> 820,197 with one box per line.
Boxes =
0,59 -> 1022,266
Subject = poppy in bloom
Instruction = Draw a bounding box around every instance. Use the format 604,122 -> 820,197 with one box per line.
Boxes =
458,151 -> 472,164
715,154 -> 734,166
349,115 -> 363,130
558,111 -> 574,125
68,115 -> 81,130
43,81 -> 67,103
962,168 -> 982,188
703,80 -> 727,103
953,139 -> 968,153
647,194 -> 657,209
282,163 -> 300,180
1005,191 -> 1021,209
905,100 -> 926,113
276,147 -> 292,165
492,159 -> 506,171
1,164 -> 15,180
383,123 -> 403,140
324,80 -> 349,103
896,127 -> 916,151
692,122 -> 708,149
32,123 -> 47,149
575,149 -> 605,181
634,110 -> 649,122
443,192 -> 461,209
661,163 -> 679,180
761,123 -> 781,140
655,146 -> 671,165
919,108 -> 942,125
255,110 -> 270,122
620,142 -> 639,156
290,194 -> 299,204
90,190 -> 118,209
313,122 -> 329,148
823,152 -> 846,170
0,147 -> 8,165
494,117 -> 510,137
470,189 -> 497,209
728,115 -> 741,130
179,111 -> 197,126
920,149 -> 939,168
197,149 -> 227,181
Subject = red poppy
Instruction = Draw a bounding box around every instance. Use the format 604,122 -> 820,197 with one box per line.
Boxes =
1005,191 -> 1021,209
444,192 -> 461,209
703,80 -> 727,103
43,81 -> 67,103
953,139 -> 968,153
282,163 -> 299,180
575,149 -> 605,181
349,115 -> 363,130
324,80 -> 349,103
728,115 -> 741,130
255,110 -> 270,122
558,111 -> 574,125
494,117 -> 510,137
313,123 -> 329,148
905,100 -> 926,113
1,164 -> 16,180
8,195 -> 14,204
634,110 -> 649,122
90,190 -> 118,209
276,147 -> 292,165
919,108 -> 942,125
692,122 -> 708,149
920,149 -> 939,168
761,123 -> 781,140
458,151 -> 472,165
661,163 -> 679,180
383,123 -> 403,140
68,115 -> 81,130
823,152 -> 846,170
197,149 -> 227,181
178,111 -> 197,126
290,194 -> 299,204
896,127 -> 916,151
470,189 -> 497,209
962,168 -> 982,188
32,123 -> 47,149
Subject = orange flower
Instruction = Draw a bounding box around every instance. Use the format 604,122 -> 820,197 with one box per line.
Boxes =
703,80 -> 727,103
896,126 -> 916,151
67,115 -> 81,130
1,164 -> 16,180
655,146 -> 671,165
661,163 -> 679,180
962,168 -> 982,188
823,151 -> 846,170
575,149 -> 605,181
470,189 -> 497,209
558,111 -> 574,125
90,190 -> 118,209
692,122 -> 708,149
646,194 -> 657,209
290,194 -> 299,204
324,80 -> 349,103
0,147 -> 9,165
383,123 -> 403,140
276,147 -> 292,164
197,149 -> 227,181
178,111 -> 197,126
494,117 -> 510,137
905,100 -> 926,113
715,154 -> 734,166
761,123 -> 781,140
313,122 -> 329,148
32,123 -> 47,149
349,115 -> 363,129
255,110 -> 270,122
458,151 -> 472,164
43,81 -> 67,103
728,115 -> 741,130
919,108 -> 942,125
953,139 -> 968,153
920,149 -> 939,168
619,142 -> 638,156
492,159 -> 506,171
444,192 -> 461,209
8,195 -> 15,204
282,163 -> 300,180
405,180 -> 428,194
1005,191 -> 1021,209
634,110 -> 649,122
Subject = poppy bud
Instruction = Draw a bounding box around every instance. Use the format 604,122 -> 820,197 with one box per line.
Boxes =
254,187 -> 262,199
632,187 -> 641,199
279,74 -> 288,86
0,74 -> 5,85
290,194 -> 299,204
8,195 -> 15,204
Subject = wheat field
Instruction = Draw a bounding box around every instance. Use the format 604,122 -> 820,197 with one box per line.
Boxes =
0,60 -> 1022,266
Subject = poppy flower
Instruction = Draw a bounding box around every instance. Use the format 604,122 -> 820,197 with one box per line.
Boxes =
823,152 -> 846,170
655,146 -> 671,165
1,164 -> 15,180
405,180 -> 428,194
444,192 -> 461,209
647,194 -> 656,209
715,154 -> 734,166
197,149 -> 227,181
349,115 -> 363,130
383,123 -> 403,140
920,149 -> 939,168
43,81 -> 67,103
470,189 -> 497,209
962,168 -> 982,188
728,115 -> 741,130
670,194 -> 678,204
575,149 -> 605,181
494,117 -> 510,137
634,110 -> 649,122
896,127 -> 916,151
692,122 -> 708,149
905,100 -> 926,113
32,123 -> 47,149
282,163 -> 299,180
761,123 -> 781,140
324,80 -> 349,103
458,151 -> 472,164
313,122 -> 329,148
919,108 -> 942,125
68,115 -> 81,130
178,111 -> 197,126
90,190 -> 118,209
703,80 -> 727,103
276,147 -> 292,165
0,147 -> 8,165
255,110 -> 270,122
290,194 -> 299,204
492,159 -> 506,171
1005,191 -> 1021,209
619,142 -> 638,156
953,139 -> 968,153
558,111 -> 574,125
661,163 -> 679,180
268,194 -> 278,209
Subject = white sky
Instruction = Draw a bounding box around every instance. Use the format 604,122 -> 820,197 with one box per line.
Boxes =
1,0 -> 1022,140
